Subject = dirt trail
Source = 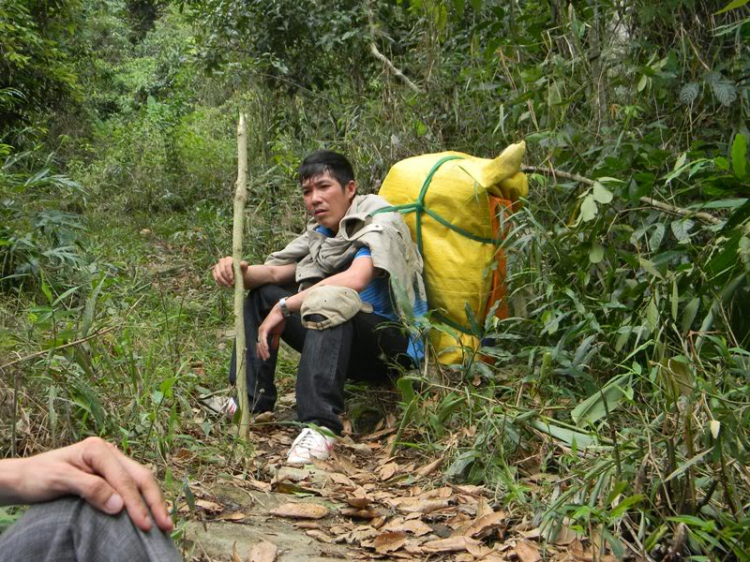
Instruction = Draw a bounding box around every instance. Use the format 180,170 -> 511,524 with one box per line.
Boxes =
178,393 -> 594,562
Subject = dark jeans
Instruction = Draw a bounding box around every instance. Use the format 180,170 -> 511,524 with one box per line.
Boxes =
229,284 -> 413,434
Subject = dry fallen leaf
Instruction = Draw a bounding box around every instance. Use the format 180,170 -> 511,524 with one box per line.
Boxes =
446,512 -> 473,529
270,502 -> 330,519
467,542 -> 494,558
397,499 -> 451,514
373,531 -> 408,554
551,521 -> 578,546
419,486 -> 453,499
249,540 -> 278,562
514,540 -> 541,562
341,507 -> 380,519
519,528 -> 541,540
422,536 -> 480,553
231,540 -> 242,562
294,521 -> 322,530
476,497 -> 492,518
384,518 -> 434,537
464,510 -> 507,539
329,472 -> 356,487
416,458 -> 443,478
379,462 -> 399,481
253,411 -> 274,423
196,499 -> 224,514
346,496 -> 371,509
217,511 -> 248,522
306,529 -> 333,543
244,477 -> 272,492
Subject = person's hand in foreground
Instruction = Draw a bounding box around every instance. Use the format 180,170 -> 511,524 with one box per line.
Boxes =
0,437 -> 173,533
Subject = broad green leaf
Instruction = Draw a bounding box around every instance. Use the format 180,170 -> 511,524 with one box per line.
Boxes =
469,0 -> 482,10
435,3 -> 448,31
637,75 -> 648,92
580,194 -> 598,222
740,235 -> 750,265
639,257 -> 663,279
528,419 -> 598,448
681,297 -> 700,333
716,0 -> 749,14
711,80 -> 737,107
589,243 -> 604,264
674,152 -> 688,171
714,156 -> 730,170
701,197 -> 747,209
671,219 -> 694,243
679,82 -> 700,105
664,449 -> 712,482
602,529 -> 626,560
645,297 -> 659,331
649,223 -> 666,251
452,0 -> 465,16
732,134 -> 747,178
592,182 -> 613,204
390,277 -> 414,321
396,377 -> 416,404
671,279 -> 679,321
661,358 -> 693,398
571,374 -> 632,426
610,494 -> 644,518
464,302 -> 482,336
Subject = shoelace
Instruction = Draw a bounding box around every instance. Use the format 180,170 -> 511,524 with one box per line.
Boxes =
293,430 -> 321,452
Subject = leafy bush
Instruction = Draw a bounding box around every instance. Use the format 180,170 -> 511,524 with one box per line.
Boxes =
0,148 -> 87,291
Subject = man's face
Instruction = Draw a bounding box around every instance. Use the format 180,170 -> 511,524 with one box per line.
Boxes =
301,171 -> 356,233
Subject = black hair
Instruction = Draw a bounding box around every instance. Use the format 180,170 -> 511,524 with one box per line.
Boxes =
298,150 -> 355,189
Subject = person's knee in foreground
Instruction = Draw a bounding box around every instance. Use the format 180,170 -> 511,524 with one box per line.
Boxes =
212,150 -> 427,465
0,437 -> 180,562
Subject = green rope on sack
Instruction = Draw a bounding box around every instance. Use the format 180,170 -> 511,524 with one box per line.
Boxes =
372,155 -> 500,253
372,155 -> 501,336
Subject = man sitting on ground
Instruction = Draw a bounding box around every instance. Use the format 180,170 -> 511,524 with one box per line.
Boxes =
212,150 -> 426,465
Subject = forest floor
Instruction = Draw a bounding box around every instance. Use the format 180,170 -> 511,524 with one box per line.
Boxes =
179,386 -> 595,562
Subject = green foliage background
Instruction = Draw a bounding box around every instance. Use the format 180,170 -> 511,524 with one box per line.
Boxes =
2,0 -> 750,557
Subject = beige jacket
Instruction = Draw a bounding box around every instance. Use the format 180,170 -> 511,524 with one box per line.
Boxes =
265,194 -> 427,306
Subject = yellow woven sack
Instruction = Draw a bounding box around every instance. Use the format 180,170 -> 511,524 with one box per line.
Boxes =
378,142 -> 527,365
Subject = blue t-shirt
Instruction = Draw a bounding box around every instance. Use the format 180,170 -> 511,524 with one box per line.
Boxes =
315,226 -> 425,363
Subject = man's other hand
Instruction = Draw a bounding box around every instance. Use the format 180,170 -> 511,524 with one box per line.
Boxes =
257,305 -> 286,361
213,256 -> 248,288
3,438 -> 174,533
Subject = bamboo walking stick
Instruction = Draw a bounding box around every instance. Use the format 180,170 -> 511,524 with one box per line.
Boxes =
233,113 -> 251,439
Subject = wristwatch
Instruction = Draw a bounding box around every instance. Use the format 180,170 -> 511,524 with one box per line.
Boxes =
278,297 -> 291,318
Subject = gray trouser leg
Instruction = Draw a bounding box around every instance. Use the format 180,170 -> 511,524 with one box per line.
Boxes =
0,496 -> 181,562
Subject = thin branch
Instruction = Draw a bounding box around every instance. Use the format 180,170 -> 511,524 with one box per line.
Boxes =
368,43 -> 421,94
522,165 -> 722,225
233,113 -> 251,440
365,1 -> 421,94
0,326 -> 118,371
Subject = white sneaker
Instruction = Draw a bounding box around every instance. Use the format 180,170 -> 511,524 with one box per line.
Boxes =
201,396 -> 238,418
287,427 -> 336,465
